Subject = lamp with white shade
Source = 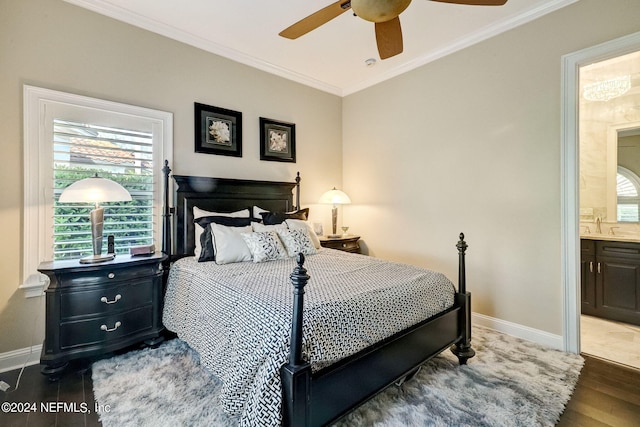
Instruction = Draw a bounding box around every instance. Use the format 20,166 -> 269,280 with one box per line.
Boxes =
318,187 -> 351,238
58,174 -> 132,264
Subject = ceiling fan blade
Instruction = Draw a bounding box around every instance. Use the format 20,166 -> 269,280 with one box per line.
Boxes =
375,17 -> 403,60
429,0 -> 508,5
279,1 -> 352,39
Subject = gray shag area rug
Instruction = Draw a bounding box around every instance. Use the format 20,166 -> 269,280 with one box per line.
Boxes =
92,326 -> 583,426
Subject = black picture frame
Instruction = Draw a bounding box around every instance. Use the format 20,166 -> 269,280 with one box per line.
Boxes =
260,117 -> 296,163
195,102 -> 242,157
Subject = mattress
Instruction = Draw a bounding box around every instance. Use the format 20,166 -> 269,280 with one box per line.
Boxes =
162,248 -> 455,426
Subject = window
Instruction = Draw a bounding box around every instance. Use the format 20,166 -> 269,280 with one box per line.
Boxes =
23,86 -> 172,296
53,119 -> 155,260
617,166 -> 640,222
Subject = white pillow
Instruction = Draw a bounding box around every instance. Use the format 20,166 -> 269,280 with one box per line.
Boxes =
241,231 -> 288,263
193,207 -> 250,258
252,222 -> 287,232
284,219 -> 321,249
277,228 -> 318,257
194,206 -> 250,219
210,223 -> 253,265
252,205 -> 268,219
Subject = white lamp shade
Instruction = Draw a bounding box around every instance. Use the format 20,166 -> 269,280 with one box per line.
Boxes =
318,188 -> 351,205
59,176 -> 132,204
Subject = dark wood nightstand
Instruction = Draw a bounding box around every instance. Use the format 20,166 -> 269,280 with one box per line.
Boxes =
320,235 -> 361,253
38,253 -> 166,380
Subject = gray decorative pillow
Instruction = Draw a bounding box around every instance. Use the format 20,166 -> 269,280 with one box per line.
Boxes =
241,231 -> 288,263
277,228 -> 318,257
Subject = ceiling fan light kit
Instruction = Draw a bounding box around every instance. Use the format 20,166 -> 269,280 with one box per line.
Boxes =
350,0 -> 412,23
279,0 -> 508,60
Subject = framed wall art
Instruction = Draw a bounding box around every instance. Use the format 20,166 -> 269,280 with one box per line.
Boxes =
195,102 -> 242,157
259,117 -> 296,163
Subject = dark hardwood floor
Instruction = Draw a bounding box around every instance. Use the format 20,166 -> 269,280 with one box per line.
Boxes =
1,354 -> 639,426
557,355 -> 640,426
0,360 -> 100,427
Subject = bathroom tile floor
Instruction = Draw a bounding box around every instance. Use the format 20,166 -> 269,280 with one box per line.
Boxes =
581,314 -> 640,370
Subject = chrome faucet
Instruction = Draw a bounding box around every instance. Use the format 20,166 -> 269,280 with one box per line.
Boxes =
609,226 -> 620,236
595,217 -> 602,234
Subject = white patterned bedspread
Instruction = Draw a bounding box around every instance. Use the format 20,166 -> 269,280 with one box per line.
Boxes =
162,248 -> 455,426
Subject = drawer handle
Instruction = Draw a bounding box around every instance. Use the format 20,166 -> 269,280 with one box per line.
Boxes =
100,321 -> 122,332
589,261 -> 593,273
108,272 -> 116,279
100,294 -> 121,304
342,243 -> 347,247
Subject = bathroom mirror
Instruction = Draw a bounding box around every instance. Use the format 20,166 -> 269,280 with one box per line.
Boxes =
611,125 -> 640,222
579,50 -> 640,226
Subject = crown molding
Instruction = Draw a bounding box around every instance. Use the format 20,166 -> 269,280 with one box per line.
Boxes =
62,0 -> 343,96
64,0 -> 577,98
342,0 -> 579,96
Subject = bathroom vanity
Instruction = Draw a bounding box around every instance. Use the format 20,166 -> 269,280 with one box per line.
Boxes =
581,237 -> 640,326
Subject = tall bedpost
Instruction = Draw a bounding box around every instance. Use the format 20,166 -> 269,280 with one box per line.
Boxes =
451,233 -> 476,364
281,253 -> 312,427
457,232 -> 467,294
162,160 -> 172,259
295,171 -> 301,211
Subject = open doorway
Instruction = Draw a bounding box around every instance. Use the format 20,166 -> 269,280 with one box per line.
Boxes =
561,31 -> 640,364
578,51 -> 640,368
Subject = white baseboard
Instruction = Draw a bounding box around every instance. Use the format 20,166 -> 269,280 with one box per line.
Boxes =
472,312 -> 564,350
0,344 -> 42,373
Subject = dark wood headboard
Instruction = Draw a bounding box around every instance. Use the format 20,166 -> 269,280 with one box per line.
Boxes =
169,172 -> 300,257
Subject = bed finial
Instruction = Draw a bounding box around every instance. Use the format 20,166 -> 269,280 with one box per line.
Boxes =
290,253 -> 309,293
457,233 -> 467,252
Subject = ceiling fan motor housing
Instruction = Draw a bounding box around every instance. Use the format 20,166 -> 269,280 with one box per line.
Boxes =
351,0 -> 412,23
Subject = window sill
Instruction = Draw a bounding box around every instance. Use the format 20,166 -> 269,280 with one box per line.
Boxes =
19,274 -> 48,298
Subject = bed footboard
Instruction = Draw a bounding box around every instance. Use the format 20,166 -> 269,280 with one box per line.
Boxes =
281,234 -> 475,426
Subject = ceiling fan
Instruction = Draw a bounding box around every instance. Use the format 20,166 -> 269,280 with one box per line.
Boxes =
279,0 -> 508,60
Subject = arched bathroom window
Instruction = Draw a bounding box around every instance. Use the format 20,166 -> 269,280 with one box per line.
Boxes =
617,166 -> 640,222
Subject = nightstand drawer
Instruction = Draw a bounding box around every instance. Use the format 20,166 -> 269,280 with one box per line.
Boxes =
55,262 -> 159,288
320,236 -> 361,253
59,306 -> 153,349
60,279 -> 156,320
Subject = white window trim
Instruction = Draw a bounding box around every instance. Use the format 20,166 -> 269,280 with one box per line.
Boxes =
22,85 -> 173,297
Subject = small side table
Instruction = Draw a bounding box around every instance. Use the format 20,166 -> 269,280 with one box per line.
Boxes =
320,235 -> 361,254
38,253 -> 166,380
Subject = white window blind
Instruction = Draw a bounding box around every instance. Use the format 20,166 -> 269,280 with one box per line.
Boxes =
53,119 -> 155,260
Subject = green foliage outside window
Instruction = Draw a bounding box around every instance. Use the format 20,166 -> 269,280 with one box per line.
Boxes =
53,165 -> 154,260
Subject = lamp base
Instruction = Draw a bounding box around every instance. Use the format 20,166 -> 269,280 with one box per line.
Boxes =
326,234 -> 342,238
79,254 -> 115,264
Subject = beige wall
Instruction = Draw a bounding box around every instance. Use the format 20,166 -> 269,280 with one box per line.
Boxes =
3,0 -> 640,356
342,0 -> 640,335
0,0 -> 342,353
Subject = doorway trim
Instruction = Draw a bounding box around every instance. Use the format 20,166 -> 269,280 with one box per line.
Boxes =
561,31 -> 640,353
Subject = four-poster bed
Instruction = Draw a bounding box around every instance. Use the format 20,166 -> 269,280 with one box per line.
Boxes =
160,161 -> 474,426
